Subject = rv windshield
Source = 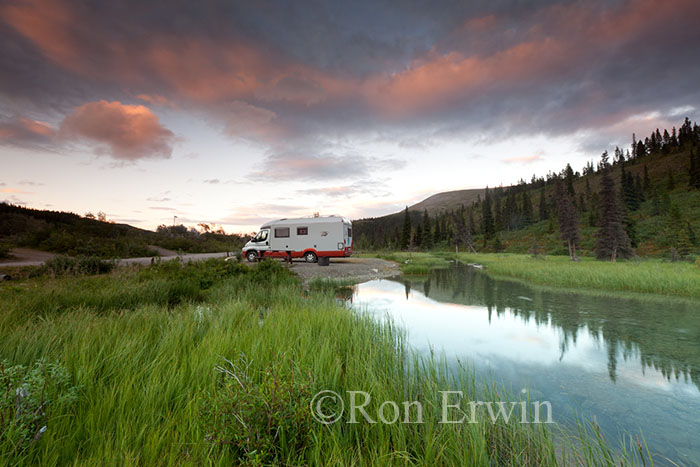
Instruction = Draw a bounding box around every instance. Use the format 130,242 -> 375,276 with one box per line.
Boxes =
253,230 -> 268,242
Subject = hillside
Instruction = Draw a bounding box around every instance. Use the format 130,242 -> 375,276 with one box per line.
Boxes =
0,203 -> 247,259
354,118 -> 700,259
408,188 -> 485,216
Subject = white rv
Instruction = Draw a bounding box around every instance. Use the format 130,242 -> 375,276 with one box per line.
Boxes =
242,216 -> 353,263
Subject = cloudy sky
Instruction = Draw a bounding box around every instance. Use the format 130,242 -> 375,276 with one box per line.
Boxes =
1,0 -> 699,233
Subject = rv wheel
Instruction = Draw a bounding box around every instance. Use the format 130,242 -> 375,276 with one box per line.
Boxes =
246,251 -> 258,262
304,251 -> 317,263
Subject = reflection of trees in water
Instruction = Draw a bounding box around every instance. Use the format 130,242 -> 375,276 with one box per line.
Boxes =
390,267 -> 700,390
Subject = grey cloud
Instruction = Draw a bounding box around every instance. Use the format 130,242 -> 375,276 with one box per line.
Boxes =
296,177 -> 394,198
249,150 -> 405,182
18,180 -> 44,186
1,0 -> 700,160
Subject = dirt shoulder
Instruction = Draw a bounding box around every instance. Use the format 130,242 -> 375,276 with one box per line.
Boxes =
0,248 -> 59,267
281,257 -> 400,284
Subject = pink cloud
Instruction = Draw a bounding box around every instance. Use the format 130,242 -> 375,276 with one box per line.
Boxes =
1,187 -> 32,194
0,117 -> 56,145
60,100 -> 175,160
367,0 -> 700,116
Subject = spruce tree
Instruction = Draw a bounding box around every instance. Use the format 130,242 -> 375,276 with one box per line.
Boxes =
595,153 -> 634,261
564,164 -> 575,197
621,169 -> 639,212
421,210 -> 432,249
556,181 -> 580,261
481,187 -> 495,240
689,146 -> 700,190
400,207 -> 411,250
636,141 -> 646,159
522,190 -> 533,226
588,191 -> 600,227
494,198 -> 505,232
539,189 -> 548,221
468,209 -> 476,237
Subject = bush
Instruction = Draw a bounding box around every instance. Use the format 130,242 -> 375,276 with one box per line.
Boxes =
0,243 -> 9,259
201,355 -> 315,465
0,360 -> 79,453
39,255 -> 115,276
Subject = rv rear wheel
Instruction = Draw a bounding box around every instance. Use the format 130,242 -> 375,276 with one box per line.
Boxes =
304,251 -> 317,263
246,251 -> 258,262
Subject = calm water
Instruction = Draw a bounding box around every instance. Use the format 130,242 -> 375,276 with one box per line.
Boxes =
351,266 -> 700,465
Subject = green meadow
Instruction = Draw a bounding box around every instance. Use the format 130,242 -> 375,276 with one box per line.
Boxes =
0,259 -> 651,465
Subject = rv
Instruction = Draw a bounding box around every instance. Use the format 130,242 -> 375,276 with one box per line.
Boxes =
242,216 -> 353,263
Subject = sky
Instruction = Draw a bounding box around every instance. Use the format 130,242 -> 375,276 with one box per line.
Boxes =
1,0 -> 699,234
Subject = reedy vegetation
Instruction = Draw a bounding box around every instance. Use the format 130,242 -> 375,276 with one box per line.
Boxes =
0,259 -> 650,465
373,251 -> 700,299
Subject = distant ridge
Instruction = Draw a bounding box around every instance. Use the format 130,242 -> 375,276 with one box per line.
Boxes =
408,188 -> 485,216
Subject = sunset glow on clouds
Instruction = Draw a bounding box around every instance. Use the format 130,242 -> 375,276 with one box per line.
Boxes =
1,0 -> 699,232
60,101 -> 176,161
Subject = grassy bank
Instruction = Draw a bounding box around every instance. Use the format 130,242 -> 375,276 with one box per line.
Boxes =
361,251 -> 700,298
453,253 -> 700,298
0,259 -> 647,465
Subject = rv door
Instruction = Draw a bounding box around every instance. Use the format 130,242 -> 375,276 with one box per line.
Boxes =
253,228 -> 271,251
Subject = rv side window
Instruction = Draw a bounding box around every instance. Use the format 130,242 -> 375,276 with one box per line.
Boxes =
297,226 -> 308,235
274,227 -> 290,238
347,227 -> 352,237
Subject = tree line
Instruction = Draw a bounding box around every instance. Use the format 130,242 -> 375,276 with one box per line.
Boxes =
354,118 -> 700,261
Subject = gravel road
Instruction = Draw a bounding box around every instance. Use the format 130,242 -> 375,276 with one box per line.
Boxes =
279,257 -> 399,284
0,248 -> 232,268
1,249 -> 399,284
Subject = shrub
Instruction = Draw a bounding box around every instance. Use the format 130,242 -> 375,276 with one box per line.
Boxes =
39,255 -> 115,276
0,360 -> 79,453
201,355 -> 315,465
0,243 -> 9,259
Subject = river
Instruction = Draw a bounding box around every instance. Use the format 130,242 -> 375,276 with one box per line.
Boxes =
351,265 -> 700,465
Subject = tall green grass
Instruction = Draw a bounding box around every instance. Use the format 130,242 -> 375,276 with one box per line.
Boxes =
453,252 -> 700,298
0,259 -> 651,464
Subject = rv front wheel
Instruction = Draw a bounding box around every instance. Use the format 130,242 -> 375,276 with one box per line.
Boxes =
246,251 -> 258,262
304,251 -> 317,263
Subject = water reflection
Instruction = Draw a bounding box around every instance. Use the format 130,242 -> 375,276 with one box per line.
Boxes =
351,266 -> 700,464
